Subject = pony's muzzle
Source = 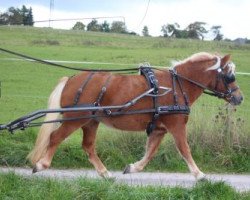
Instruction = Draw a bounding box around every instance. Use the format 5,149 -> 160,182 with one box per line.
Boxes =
230,95 -> 243,105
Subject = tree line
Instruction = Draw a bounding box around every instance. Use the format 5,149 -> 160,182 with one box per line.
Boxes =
160,22 -> 223,40
72,20 -> 137,35
0,5 -> 243,41
73,20 -> 223,40
0,5 -> 34,26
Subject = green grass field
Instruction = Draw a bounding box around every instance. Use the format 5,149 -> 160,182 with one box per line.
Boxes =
0,26 -> 249,174
0,173 -> 249,200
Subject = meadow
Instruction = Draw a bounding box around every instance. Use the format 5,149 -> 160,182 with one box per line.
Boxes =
0,26 -> 249,175
1,173 -> 249,200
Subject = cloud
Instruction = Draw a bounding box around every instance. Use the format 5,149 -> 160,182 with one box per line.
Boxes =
137,0 -> 250,39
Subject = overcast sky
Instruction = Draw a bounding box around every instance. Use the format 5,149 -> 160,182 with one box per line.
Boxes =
1,0 -> 249,39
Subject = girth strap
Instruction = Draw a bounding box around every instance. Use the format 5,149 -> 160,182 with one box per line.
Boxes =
91,74 -> 112,116
140,65 -> 159,136
94,74 -> 112,107
73,72 -> 95,105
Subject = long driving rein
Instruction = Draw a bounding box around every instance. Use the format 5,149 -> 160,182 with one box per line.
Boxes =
0,47 -> 238,99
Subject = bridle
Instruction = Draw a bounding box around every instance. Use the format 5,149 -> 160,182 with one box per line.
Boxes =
170,62 -> 240,100
209,65 -> 239,99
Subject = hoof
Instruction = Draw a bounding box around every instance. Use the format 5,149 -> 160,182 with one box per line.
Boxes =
123,164 -> 140,174
197,176 -> 208,182
32,162 -> 47,174
196,172 -> 207,181
100,171 -> 113,179
123,164 -> 131,174
32,167 -> 38,174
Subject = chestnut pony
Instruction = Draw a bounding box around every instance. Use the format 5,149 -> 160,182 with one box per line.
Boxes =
27,52 -> 243,180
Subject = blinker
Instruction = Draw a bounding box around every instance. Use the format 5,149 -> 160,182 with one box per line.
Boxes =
224,73 -> 235,84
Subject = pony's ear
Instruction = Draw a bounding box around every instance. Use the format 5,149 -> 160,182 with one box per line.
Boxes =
221,54 -> 231,67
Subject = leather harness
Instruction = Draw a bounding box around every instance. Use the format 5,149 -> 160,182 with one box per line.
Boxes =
139,65 -> 189,136
0,48 -> 240,134
71,64 -> 190,136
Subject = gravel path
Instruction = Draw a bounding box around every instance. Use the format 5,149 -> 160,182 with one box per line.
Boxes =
0,167 -> 249,192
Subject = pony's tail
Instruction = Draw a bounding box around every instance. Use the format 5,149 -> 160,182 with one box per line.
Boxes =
27,77 -> 69,165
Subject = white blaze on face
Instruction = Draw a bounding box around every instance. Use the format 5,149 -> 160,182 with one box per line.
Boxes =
225,62 -> 236,75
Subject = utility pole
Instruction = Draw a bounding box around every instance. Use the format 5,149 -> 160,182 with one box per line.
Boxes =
49,0 -> 54,27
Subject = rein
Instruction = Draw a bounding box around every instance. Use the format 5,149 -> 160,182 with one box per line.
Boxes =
0,48 -> 140,73
1,47 -> 239,99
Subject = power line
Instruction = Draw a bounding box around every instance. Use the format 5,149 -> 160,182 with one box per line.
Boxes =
34,16 -> 126,24
49,0 -> 54,27
137,0 -> 151,28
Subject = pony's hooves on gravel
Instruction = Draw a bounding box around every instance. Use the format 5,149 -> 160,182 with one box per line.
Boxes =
32,167 -> 38,174
196,172 -> 207,182
197,176 -> 208,182
123,164 -> 139,174
32,162 -> 47,173
101,171 -> 113,179
123,164 -> 131,174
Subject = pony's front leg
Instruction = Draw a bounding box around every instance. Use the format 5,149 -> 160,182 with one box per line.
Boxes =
170,124 -> 206,181
123,129 -> 165,174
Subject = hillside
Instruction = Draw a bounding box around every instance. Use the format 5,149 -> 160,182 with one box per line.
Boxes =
1,26 -> 250,70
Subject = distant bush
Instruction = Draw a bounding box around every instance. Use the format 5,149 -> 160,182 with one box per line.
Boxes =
31,39 -> 60,46
46,39 -> 60,46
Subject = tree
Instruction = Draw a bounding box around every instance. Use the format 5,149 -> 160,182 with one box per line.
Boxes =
0,5 -> 34,25
7,7 -> 23,25
101,21 -> 110,32
87,19 -> 102,32
0,12 -> 10,25
25,7 -> 34,25
110,21 -> 127,33
161,23 -> 180,37
211,25 -> 223,41
186,22 -> 207,40
129,31 -> 137,35
161,23 -> 189,38
142,26 -> 150,36
21,5 -> 29,25
72,21 -> 85,30
174,30 -> 189,38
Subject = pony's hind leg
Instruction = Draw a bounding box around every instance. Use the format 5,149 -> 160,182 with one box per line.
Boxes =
81,121 -> 112,178
33,120 -> 87,173
124,129 -> 165,174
